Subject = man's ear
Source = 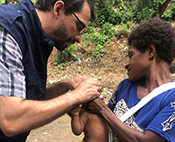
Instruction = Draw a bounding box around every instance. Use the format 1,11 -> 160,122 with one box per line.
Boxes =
147,44 -> 156,59
53,1 -> 64,18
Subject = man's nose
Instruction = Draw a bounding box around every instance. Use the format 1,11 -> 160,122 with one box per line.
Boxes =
75,34 -> 82,43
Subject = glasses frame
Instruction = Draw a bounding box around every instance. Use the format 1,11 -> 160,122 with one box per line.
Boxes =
70,9 -> 86,35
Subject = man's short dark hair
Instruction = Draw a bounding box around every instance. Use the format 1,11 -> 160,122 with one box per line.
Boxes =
128,18 -> 175,65
34,0 -> 96,20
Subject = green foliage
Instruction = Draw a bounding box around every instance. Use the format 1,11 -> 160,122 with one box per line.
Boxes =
84,23 -> 95,33
0,0 -> 35,4
90,31 -> 107,60
83,22 -> 115,44
0,0 -> 5,4
131,4 -> 154,23
55,21 -> 135,63
101,22 -> 117,37
96,0 -> 132,25
131,0 -> 174,22
0,0 -> 20,4
96,0 -> 118,25
31,0 -> 37,3
82,22 -> 119,61
96,0 -> 116,25
3,0 -> 175,65
82,31 -> 107,61
56,45 -> 77,64
91,44 -> 106,61
162,2 -> 175,20
115,24 -> 128,38
95,0 -> 174,24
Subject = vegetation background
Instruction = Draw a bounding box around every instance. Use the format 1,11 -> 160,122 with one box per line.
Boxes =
1,0 -> 175,141
1,0 -> 175,67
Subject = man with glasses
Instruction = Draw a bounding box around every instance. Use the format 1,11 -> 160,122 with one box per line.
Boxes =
70,9 -> 86,35
0,0 -> 101,141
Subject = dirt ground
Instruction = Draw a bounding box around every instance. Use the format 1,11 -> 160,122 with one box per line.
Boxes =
26,114 -> 84,142
26,37 -> 175,142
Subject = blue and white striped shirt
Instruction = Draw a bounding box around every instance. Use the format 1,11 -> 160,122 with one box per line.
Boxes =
0,26 -> 26,98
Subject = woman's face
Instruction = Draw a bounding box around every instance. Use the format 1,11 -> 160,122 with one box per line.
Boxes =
125,45 -> 151,82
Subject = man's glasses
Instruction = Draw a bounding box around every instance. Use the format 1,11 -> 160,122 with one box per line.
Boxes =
70,9 -> 86,35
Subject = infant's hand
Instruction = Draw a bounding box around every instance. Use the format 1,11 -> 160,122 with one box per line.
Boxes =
70,104 -> 82,116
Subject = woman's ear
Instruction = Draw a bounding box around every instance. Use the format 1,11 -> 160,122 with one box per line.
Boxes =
147,44 -> 156,59
53,1 -> 64,18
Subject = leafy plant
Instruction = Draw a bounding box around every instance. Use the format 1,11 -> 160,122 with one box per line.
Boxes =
0,0 -> 20,4
162,2 -> 175,20
91,44 -> 106,61
56,45 -> 77,64
115,24 -> 128,38
132,0 -> 172,22
101,22 -> 116,38
0,0 -> 5,4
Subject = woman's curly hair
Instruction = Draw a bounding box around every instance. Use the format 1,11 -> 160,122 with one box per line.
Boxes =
128,18 -> 175,65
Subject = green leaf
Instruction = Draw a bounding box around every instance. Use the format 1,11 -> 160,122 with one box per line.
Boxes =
0,0 -> 5,4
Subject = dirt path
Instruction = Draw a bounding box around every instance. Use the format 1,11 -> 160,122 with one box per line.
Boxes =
26,114 -> 84,142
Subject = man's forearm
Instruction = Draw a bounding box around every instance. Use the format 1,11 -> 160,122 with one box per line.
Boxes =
0,78 -> 101,137
0,79 -> 101,136
0,91 -> 81,137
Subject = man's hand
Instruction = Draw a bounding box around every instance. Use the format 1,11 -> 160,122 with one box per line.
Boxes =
71,78 -> 101,104
68,76 -> 88,89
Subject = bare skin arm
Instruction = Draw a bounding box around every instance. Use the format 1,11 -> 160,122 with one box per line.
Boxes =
45,77 -> 87,100
0,78 -> 101,137
88,98 -> 165,142
71,105 -> 87,135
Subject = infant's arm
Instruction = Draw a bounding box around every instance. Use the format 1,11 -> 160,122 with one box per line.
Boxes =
71,106 -> 88,135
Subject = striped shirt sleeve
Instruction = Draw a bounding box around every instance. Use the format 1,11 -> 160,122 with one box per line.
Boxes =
0,26 -> 26,98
